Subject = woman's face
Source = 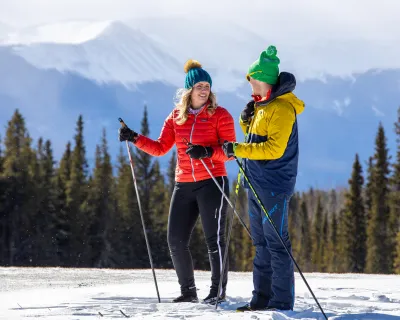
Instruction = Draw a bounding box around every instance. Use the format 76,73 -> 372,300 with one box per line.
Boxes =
191,81 -> 210,108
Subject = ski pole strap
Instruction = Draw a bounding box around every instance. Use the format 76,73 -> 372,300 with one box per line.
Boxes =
235,172 -> 241,195
234,122 -> 250,196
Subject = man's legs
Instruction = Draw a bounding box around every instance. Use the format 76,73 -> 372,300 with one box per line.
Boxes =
247,191 -> 273,309
261,192 -> 294,310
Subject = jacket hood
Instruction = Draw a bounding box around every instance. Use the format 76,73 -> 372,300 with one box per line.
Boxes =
258,71 -> 304,115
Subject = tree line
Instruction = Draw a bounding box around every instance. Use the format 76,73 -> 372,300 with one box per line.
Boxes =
0,107 -> 399,274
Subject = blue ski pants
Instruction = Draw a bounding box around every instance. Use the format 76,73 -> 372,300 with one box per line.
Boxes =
248,190 -> 294,310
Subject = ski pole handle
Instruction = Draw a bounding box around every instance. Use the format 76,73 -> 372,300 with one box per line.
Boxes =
118,117 -> 127,128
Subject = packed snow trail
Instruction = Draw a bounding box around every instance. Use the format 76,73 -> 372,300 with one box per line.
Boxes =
1,268 -> 400,319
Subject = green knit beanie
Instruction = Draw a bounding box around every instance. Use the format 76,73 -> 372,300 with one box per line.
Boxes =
247,45 -> 280,85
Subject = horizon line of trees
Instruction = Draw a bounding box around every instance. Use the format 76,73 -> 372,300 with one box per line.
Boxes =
0,107 -> 399,274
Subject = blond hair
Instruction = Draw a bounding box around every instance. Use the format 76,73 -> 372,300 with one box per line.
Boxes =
174,88 -> 218,125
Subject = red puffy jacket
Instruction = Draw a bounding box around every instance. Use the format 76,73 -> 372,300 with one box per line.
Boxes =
134,104 -> 236,182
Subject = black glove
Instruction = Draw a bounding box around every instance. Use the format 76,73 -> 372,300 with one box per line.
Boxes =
185,144 -> 213,159
222,141 -> 236,158
240,100 -> 255,123
119,126 -> 138,142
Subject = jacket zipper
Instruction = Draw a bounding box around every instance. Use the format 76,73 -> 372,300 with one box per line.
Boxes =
189,114 -> 198,182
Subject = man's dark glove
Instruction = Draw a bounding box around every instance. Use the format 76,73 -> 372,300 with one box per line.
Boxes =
185,145 -> 213,159
119,126 -> 138,142
240,100 -> 255,123
222,141 -> 237,158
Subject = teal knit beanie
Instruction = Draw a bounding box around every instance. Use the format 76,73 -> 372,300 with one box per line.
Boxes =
184,59 -> 212,89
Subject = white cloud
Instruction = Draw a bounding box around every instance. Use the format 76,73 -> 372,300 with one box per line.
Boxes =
372,105 -> 385,117
333,97 -> 351,116
344,98 -> 351,107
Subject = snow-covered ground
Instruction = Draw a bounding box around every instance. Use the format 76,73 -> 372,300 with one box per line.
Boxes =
1,267 -> 400,319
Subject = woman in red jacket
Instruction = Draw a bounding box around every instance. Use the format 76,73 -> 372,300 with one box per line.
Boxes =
119,60 -> 236,304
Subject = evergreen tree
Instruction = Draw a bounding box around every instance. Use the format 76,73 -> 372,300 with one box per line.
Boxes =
328,189 -> 338,219
134,106 -> 153,218
311,196 -> 323,271
0,110 -> 35,265
288,192 -> 301,260
394,231 -> 400,274
34,139 -> 57,265
115,145 -> 147,267
343,154 -> 366,273
298,199 -> 312,271
319,212 -> 329,272
132,105 -> 172,267
366,123 -> 391,273
66,115 -> 89,266
335,208 -> 347,272
148,160 -> 171,268
389,107 -> 400,270
54,142 -> 72,265
0,134 -> 3,172
86,130 -> 116,267
327,209 -> 338,272
228,181 -> 250,271
0,134 -> 5,264
365,156 -> 374,221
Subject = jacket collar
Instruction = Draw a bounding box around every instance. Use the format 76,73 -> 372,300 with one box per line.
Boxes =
256,72 -> 296,107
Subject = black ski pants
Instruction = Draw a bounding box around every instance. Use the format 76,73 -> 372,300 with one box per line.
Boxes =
167,176 -> 229,296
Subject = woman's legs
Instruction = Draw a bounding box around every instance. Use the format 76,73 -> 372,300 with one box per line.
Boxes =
196,176 -> 229,300
167,182 -> 199,298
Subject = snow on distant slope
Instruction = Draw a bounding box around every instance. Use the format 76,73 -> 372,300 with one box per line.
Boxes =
0,18 -> 266,91
2,21 -> 183,88
1,20 -> 112,45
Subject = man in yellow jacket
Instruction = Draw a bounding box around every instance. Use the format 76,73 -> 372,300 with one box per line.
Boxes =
223,45 -> 305,311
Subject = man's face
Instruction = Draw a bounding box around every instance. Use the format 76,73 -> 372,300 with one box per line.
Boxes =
248,77 -> 263,96
249,77 -> 268,101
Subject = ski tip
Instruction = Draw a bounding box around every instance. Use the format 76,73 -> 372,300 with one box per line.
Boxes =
119,309 -> 129,318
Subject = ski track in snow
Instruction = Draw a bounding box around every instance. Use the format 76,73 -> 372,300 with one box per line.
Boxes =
0,268 -> 400,319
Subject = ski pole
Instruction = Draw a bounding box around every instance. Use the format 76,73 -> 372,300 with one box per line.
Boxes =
214,122 -> 253,309
198,158 -> 253,307
118,117 -> 161,303
214,159 -> 249,308
214,175 -> 240,309
234,157 -> 327,320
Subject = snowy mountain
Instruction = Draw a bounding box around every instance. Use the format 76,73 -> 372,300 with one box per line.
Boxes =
2,21 -> 183,87
1,267 -> 400,319
0,19 -> 270,91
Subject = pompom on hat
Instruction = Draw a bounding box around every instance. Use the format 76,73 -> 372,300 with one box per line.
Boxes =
184,59 -> 212,89
247,45 -> 280,85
